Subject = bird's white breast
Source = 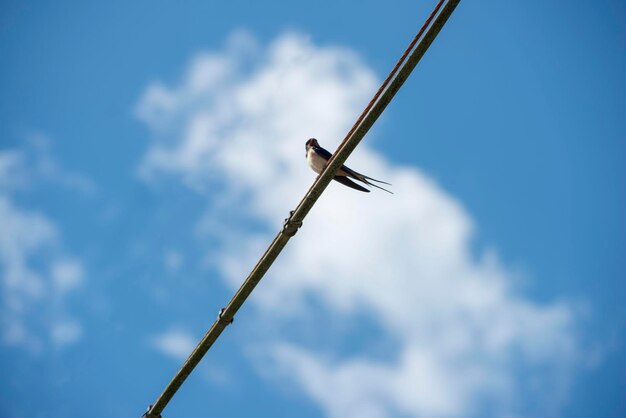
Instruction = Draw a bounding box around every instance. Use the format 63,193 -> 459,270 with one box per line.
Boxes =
307,148 -> 327,174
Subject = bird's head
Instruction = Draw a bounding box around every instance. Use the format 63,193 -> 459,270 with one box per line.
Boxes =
305,138 -> 319,150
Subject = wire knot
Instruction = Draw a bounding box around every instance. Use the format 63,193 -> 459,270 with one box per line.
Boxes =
217,308 -> 234,325
282,210 -> 303,237
142,405 -> 161,418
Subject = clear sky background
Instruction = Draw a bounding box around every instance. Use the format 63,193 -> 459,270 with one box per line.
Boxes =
1,1 -> 625,417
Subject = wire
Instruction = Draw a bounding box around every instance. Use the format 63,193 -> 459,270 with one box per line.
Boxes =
339,0 -> 446,150
143,1 -> 461,416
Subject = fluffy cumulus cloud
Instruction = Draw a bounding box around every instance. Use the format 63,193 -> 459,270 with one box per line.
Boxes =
0,137 -> 86,352
136,31 -> 583,417
151,328 -> 197,361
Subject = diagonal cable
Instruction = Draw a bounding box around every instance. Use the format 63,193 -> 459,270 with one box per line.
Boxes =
144,1 -> 461,416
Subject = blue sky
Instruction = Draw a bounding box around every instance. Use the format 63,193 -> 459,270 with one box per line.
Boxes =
1,1 -> 625,417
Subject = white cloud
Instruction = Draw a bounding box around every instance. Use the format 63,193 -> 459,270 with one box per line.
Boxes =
0,131 -> 96,195
51,320 -> 82,347
52,259 -> 84,293
136,31 -> 584,417
164,250 -> 184,273
151,328 -> 196,361
0,141 -> 87,352
0,150 -> 28,190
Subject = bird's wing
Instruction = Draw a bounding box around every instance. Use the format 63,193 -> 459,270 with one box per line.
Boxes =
313,145 -> 333,161
333,175 -> 370,192
341,164 -> 391,185
316,145 -> 393,194
339,167 -> 392,194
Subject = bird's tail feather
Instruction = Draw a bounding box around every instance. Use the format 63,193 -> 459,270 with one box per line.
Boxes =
342,165 -> 392,187
362,175 -> 391,186
361,179 -> 393,194
349,170 -> 394,193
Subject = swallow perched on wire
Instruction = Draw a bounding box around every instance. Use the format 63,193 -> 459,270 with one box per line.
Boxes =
305,138 -> 392,193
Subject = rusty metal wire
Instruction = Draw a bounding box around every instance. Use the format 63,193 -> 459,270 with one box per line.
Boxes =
339,0 -> 446,150
144,1 -> 461,416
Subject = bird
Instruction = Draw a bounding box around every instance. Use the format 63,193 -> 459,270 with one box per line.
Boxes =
305,138 -> 392,193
